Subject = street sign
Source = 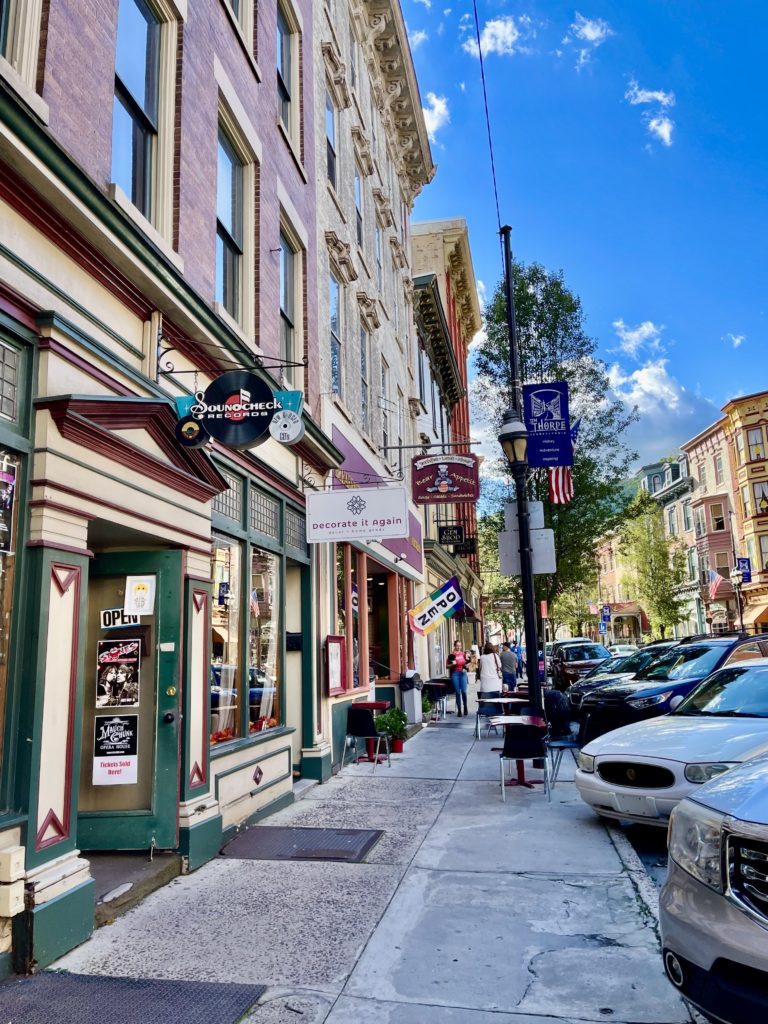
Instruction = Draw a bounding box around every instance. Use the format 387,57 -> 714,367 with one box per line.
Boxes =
737,557 -> 752,584
522,381 -> 573,468
504,501 -> 545,531
438,525 -> 464,546
601,604 -> 611,621
598,621 -> 607,634
453,538 -> 477,557
498,528 -> 557,576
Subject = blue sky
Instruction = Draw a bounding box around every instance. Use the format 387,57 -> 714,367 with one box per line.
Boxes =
404,0 -> 768,466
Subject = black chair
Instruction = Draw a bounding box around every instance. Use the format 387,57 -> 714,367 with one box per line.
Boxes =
424,681 -> 448,720
475,695 -> 502,738
548,736 -> 580,789
341,706 -> 391,772
499,723 -> 550,802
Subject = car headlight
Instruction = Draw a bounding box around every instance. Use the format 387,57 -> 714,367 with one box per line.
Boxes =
577,752 -> 595,773
668,800 -> 724,891
627,690 -> 673,710
684,762 -> 739,784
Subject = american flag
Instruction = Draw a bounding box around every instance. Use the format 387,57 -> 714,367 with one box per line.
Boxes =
548,420 -> 580,505
708,569 -> 727,602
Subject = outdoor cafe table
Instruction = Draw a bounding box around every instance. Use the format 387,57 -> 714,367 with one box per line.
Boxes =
355,700 -> 390,762
475,696 -> 529,738
489,714 -> 548,788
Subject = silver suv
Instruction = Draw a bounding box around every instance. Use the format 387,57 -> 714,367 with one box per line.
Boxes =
660,754 -> 768,1023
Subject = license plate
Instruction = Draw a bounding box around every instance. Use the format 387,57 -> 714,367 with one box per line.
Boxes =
616,793 -> 654,815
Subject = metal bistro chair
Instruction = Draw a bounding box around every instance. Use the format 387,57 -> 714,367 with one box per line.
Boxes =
475,695 -> 502,739
424,681 -> 448,721
341,706 -> 391,773
548,735 -> 580,790
499,722 -> 551,802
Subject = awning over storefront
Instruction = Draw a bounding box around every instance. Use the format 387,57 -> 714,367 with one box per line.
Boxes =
742,602 -> 768,626
452,603 -> 477,621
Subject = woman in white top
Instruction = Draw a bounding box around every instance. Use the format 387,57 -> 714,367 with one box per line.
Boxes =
477,641 -> 503,697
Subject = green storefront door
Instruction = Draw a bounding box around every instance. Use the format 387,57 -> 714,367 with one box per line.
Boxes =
77,550 -> 182,851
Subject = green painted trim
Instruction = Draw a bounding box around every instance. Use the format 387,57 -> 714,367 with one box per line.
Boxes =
0,242 -> 145,361
0,308 -> 38,344
300,562 -> 314,750
178,813 -> 223,872
181,578 -> 212,803
0,950 -> 12,980
299,750 -> 332,783
220,789 -> 294,845
12,877 -> 95,973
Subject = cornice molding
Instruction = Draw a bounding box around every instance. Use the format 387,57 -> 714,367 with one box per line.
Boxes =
322,39 -> 352,110
357,290 -> 381,331
372,186 -> 394,227
444,230 -> 482,340
389,235 -> 408,270
325,230 -> 358,284
351,125 -> 375,176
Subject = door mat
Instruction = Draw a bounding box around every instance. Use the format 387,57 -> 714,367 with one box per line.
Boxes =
221,825 -> 383,862
430,721 -> 462,727
0,972 -> 266,1024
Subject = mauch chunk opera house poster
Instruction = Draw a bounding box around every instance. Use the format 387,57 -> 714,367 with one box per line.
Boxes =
96,639 -> 141,708
92,715 -> 138,786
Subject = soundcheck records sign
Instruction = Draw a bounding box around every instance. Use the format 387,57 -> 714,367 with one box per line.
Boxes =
175,371 -> 303,451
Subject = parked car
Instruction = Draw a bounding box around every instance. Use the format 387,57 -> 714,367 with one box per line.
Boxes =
660,753 -> 768,1023
551,642 -> 611,686
575,658 -> 768,827
607,643 -> 639,656
569,640 -> 680,718
578,634 -> 768,743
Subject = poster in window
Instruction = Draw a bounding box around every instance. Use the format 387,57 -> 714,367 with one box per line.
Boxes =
326,635 -> 346,694
124,574 -> 156,615
0,463 -> 16,555
92,714 -> 138,785
96,639 -> 141,708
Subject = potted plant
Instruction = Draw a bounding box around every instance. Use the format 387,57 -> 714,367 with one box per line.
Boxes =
375,708 -> 408,753
422,693 -> 433,721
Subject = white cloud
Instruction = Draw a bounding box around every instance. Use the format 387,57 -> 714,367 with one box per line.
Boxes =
562,12 -> 613,69
423,92 -> 450,142
646,113 -> 674,146
612,319 -> 664,360
625,79 -> 675,108
414,0 -> 432,8
459,81 -> 466,92
608,359 -> 720,464
462,15 -> 533,58
725,332 -> 746,349
408,28 -> 428,49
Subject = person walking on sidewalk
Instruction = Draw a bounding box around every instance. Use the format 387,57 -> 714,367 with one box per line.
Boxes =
499,642 -> 518,691
477,641 -> 503,699
446,641 -> 469,717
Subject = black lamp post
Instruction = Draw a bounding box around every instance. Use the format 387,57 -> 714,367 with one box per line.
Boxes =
730,567 -> 745,632
497,226 -> 543,714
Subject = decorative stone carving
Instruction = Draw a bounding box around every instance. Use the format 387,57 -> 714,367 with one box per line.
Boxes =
372,187 -> 394,227
322,40 -> 352,110
389,236 -> 408,270
357,290 -> 381,331
351,125 -> 375,175
325,231 -> 358,284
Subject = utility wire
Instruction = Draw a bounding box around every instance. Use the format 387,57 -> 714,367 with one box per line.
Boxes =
472,0 -> 502,232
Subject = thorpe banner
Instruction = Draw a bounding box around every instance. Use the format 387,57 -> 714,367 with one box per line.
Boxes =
408,576 -> 464,636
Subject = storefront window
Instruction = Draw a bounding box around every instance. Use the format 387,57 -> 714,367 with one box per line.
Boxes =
210,535 -> 241,744
335,544 -> 346,635
249,547 -> 281,731
350,553 -> 361,687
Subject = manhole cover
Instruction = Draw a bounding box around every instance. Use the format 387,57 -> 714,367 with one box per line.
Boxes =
0,973 -> 265,1024
221,826 -> 383,862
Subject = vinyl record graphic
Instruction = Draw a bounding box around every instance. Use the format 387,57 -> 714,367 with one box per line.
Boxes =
269,409 -> 305,445
197,371 -> 278,449
175,415 -> 209,448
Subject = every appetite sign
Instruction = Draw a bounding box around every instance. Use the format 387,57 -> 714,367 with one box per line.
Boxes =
411,454 -> 480,505
408,576 -> 465,636
92,715 -> 138,785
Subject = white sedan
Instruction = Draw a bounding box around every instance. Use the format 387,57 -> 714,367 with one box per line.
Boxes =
607,643 -> 639,656
574,659 -> 768,827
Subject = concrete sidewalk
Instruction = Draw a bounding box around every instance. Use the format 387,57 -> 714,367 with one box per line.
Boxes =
56,711 -> 692,1023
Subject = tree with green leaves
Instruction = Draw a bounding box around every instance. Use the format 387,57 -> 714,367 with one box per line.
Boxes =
477,511 -> 522,640
620,492 -> 689,638
475,260 -> 638,607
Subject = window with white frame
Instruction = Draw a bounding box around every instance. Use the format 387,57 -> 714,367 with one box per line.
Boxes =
112,0 -> 160,219
380,358 -> 390,449
325,91 -> 337,189
747,535 -> 757,566
748,427 -> 765,461
687,547 -> 697,581
710,502 -> 725,531
754,481 -> 768,516
698,462 -> 708,491
736,431 -> 745,464
667,507 -> 677,536
279,230 -> 298,382
215,128 -> 243,320
276,3 -> 299,146
360,322 -> 370,434
742,484 -> 751,518
714,551 -> 730,576
330,272 -> 342,397
224,0 -> 254,45
354,165 -> 363,247
375,224 -> 382,291
1,0 -> 48,98
715,453 -> 724,485
694,506 -> 706,537
683,502 -> 693,531
759,534 -> 768,571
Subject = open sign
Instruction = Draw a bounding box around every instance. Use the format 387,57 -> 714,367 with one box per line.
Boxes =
100,608 -> 140,630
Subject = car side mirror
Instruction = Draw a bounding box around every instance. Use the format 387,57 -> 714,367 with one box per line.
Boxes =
669,695 -> 684,711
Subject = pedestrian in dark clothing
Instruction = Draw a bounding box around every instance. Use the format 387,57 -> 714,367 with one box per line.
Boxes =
499,642 -> 518,691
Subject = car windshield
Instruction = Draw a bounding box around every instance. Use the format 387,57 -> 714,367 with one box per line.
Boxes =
638,644 -> 723,681
615,646 -> 671,675
564,644 -> 609,661
675,666 -> 768,718
586,655 -> 630,677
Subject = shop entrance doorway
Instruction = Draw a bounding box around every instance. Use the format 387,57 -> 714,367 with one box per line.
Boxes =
77,550 -> 182,851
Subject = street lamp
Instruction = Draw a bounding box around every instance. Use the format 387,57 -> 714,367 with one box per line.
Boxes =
497,225 -> 543,714
730,567 -> 745,633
